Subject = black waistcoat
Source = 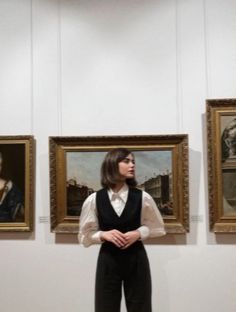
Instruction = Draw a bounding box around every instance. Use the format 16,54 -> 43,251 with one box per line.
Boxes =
96,187 -> 142,233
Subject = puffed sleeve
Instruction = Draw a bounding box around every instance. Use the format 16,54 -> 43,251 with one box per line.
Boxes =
78,192 -> 102,247
141,191 -> 166,238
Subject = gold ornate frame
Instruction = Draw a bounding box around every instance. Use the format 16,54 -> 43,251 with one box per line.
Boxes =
207,99 -> 236,232
0,136 -> 35,232
49,135 -> 189,234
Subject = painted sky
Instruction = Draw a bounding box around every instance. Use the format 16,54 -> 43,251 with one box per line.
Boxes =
66,150 -> 172,191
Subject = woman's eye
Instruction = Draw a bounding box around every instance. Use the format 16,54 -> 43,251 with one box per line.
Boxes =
121,157 -> 135,164
126,160 -> 135,164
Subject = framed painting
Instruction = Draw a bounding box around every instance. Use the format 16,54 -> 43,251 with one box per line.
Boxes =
0,136 -> 35,232
49,135 -> 189,234
207,99 -> 236,232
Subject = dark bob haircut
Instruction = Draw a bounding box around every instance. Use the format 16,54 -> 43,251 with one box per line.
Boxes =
101,148 -> 137,189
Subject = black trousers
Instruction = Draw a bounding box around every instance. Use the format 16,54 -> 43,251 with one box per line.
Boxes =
95,242 -> 152,312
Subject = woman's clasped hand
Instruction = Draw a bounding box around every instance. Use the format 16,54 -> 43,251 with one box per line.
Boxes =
100,229 -> 140,249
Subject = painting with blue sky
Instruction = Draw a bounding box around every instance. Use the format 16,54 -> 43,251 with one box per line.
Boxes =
66,150 -> 172,191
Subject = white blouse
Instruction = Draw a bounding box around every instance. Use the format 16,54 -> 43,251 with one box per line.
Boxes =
78,184 -> 166,247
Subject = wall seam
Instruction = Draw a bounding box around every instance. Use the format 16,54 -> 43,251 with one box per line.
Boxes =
57,0 -> 63,135
175,0 -> 183,133
203,0 -> 210,99
30,0 -> 34,135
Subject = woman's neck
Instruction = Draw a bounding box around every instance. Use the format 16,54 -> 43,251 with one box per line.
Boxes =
112,182 -> 125,193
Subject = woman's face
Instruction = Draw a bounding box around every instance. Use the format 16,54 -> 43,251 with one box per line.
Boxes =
118,153 -> 135,181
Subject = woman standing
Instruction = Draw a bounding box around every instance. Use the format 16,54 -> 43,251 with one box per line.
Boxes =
79,148 -> 166,312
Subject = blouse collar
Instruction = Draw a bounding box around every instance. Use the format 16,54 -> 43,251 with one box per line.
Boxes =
108,183 -> 129,203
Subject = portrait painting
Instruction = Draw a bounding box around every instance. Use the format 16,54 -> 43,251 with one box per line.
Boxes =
221,115 -> 236,217
0,136 -> 34,232
221,116 -> 236,163
207,99 -> 236,232
50,135 -> 189,234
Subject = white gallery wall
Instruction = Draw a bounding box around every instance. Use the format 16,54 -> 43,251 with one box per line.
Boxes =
0,0 -> 236,311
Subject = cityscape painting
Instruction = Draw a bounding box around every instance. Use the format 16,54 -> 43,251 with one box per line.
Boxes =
66,150 -> 173,217
50,135 -> 189,234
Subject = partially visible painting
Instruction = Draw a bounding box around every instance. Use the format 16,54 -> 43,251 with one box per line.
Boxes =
0,136 -> 34,232
207,99 -> 236,232
50,135 -> 189,234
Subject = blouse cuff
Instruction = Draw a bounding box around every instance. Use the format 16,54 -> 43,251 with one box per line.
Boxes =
91,231 -> 103,243
137,225 -> 150,240
149,228 -> 166,238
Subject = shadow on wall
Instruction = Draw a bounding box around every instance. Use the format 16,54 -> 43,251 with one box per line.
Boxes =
0,232 -> 35,240
65,0 -> 169,33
